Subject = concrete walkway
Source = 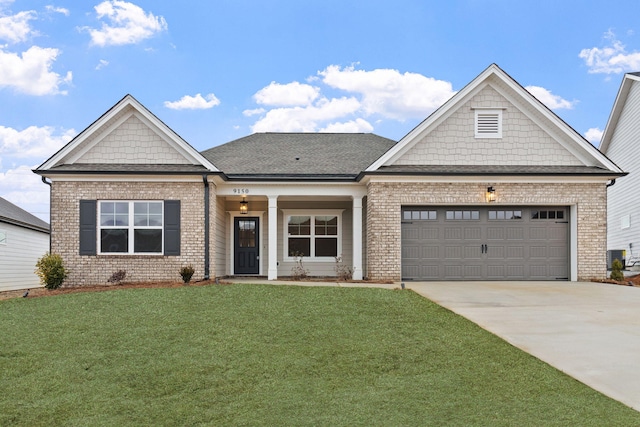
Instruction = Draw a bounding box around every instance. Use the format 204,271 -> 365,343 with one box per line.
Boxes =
407,281 -> 640,411
230,278 -> 640,411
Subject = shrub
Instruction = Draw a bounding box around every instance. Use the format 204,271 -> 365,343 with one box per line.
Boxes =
35,252 -> 67,290
335,255 -> 354,281
291,253 -> 309,280
610,259 -> 624,281
180,265 -> 195,283
108,270 -> 126,284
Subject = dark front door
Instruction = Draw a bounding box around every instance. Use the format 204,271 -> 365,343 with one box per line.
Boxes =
234,217 -> 259,275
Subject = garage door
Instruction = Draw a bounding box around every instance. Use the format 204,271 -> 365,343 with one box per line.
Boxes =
401,207 -> 569,281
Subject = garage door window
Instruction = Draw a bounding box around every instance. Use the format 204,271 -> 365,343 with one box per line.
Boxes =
488,210 -> 522,220
531,209 -> 564,220
403,210 -> 437,220
446,210 -> 479,220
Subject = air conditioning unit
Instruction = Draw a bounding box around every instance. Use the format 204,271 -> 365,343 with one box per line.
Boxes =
607,250 -> 626,270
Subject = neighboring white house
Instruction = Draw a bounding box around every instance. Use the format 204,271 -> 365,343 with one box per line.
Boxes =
600,72 -> 640,267
0,197 -> 50,291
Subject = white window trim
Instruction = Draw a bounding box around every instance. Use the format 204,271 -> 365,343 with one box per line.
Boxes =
282,209 -> 344,262
0,229 -> 6,245
474,109 -> 502,138
98,200 -> 164,255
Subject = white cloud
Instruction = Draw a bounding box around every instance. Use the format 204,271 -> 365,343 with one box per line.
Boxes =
251,97 -> 360,132
45,5 -> 70,16
320,118 -> 373,133
0,125 -> 74,158
0,165 -> 51,221
254,81 -> 320,107
319,65 -> 456,119
579,30 -> 640,74
95,59 -> 109,70
585,127 -> 603,145
243,108 -> 265,117
525,85 -> 575,110
164,93 -> 220,110
0,46 -> 72,95
0,10 -> 37,44
84,0 -> 168,47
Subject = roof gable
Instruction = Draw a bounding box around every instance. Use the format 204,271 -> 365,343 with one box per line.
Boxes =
36,95 -> 218,172
367,64 -> 623,173
600,73 -> 640,154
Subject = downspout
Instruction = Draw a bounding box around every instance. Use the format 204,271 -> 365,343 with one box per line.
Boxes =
41,176 -> 52,253
606,179 -> 616,187
202,174 -> 210,280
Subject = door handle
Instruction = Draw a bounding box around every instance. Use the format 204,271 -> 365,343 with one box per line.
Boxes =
481,244 -> 488,254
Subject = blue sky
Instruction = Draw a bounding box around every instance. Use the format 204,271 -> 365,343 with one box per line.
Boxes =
2,0 -> 640,221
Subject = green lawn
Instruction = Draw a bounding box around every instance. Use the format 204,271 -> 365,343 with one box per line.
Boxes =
1,284 -> 638,426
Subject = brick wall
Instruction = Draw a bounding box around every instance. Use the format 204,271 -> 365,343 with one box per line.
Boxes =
51,180 -> 209,286
365,181 -> 607,281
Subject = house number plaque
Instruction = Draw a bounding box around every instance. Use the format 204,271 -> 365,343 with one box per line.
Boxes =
233,188 -> 250,195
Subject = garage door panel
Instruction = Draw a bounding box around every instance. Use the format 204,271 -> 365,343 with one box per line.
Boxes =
446,245 -> 463,259
422,246 -> 440,259
421,265 -> 440,279
464,227 -> 482,240
506,227 -> 524,240
402,244 -> 421,260
422,227 -> 439,240
445,227 -> 463,240
487,245 -> 505,259
487,227 -> 504,240
505,246 -> 523,259
530,227 -> 548,240
445,265 -> 463,278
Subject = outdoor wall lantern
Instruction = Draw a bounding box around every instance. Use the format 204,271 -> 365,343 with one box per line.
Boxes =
486,186 -> 496,202
240,197 -> 248,214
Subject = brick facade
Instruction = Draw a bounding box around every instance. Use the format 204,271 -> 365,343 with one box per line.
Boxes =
51,180 -> 210,286
365,181 -> 607,281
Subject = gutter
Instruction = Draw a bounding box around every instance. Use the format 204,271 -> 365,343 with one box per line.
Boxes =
41,176 -> 52,253
202,174 -> 210,280
606,179 -> 616,187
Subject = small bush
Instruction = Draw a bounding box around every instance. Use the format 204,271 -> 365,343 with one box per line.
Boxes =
291,252 -> 309,280
180,265 -> 195,283
108,270 -> 126,284
610,258 -> 624,281
35,252 -> 67,290
335,255 -> 354,281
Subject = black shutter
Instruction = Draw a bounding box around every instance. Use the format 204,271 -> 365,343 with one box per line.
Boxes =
164,200 -> 180,256
79,200 -> 97,256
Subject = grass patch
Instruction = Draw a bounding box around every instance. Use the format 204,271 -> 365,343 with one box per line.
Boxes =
1,284 -> 638,425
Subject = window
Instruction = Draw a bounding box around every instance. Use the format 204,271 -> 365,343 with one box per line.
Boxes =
284,210 -> 342,259
0,230 -> 5,245
99,201 -> 163,254
622,214 -> 631,230
475,109 -> 502,138
531,209 -> 565,220
446,210 -> 479,220
488,210 -> 522,220
403,209 -> 437,220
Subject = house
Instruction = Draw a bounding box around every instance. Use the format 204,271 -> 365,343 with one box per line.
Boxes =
34,64 -> 623,286
0,197 -> 50,291
600,72 -> 640,267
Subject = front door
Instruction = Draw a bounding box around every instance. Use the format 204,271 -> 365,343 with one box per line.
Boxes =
234,217 -> 259,275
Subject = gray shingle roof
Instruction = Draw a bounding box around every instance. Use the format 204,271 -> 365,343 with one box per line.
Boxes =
201,133 -> 397,178
0,197 -> 49,233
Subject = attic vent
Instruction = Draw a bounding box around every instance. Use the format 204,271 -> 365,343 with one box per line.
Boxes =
475,109 -> 502,138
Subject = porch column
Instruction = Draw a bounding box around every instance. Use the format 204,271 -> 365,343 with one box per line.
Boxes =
352,196 -> 363,280
268,195 -> 278,280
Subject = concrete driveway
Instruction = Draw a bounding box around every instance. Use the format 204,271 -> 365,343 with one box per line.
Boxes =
408,281 -> 640,411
